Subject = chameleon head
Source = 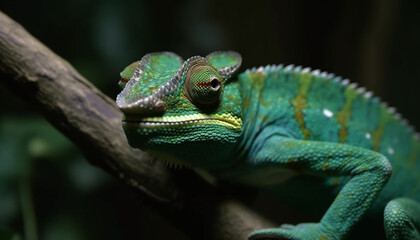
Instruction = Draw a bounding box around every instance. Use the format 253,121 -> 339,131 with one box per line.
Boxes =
116,51 -> 243,168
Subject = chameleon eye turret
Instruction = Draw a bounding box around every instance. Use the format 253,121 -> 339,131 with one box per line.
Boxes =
184,58 -> 224,107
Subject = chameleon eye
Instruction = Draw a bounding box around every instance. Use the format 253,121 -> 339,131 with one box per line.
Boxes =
184,60 -> 223,107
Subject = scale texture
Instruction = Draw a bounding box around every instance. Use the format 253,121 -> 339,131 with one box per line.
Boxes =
117,51 -> 420,240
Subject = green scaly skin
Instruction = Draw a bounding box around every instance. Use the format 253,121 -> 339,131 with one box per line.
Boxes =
116,51 -> 420,240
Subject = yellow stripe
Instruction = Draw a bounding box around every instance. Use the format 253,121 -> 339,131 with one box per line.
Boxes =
141,113 -> 242,129
291,73 -> 312,139
371,108 -> 389,152
250,71 -> 272,107
335,87 -> 357,143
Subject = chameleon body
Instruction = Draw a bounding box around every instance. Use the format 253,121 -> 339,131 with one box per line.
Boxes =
116,51 -> 420,240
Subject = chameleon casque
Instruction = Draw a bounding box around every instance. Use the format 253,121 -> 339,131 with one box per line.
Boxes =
116,51 -> 420,240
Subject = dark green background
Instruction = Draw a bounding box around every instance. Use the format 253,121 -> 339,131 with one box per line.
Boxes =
1,0 -> 419,239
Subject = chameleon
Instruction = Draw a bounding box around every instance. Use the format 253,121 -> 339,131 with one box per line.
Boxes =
116,51 -> 420,240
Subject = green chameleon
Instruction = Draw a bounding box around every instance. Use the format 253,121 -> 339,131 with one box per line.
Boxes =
116,51 -> 420,240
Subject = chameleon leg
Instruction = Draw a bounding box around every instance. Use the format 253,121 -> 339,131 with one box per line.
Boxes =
384,198 -> 420,240
247,136 -> 392,240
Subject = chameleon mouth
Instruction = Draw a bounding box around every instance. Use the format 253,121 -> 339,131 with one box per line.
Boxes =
122,113 -> 242,130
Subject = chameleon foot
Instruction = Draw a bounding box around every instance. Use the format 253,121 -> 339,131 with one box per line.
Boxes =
384,198 -> 420,240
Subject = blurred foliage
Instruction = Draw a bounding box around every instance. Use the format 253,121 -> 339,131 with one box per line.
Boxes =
0,117 -> 187,239
0,0 -> 419,239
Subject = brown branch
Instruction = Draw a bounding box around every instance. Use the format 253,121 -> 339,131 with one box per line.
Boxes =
0,10 -> 177,204
0,11 -> 274,239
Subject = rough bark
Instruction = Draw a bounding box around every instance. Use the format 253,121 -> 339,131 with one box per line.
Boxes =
0,11 -> 274,239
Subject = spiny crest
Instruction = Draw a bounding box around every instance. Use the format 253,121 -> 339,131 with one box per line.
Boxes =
206,51 -> 242,79
116,52 -> 183,114
119,60 -> 140,89
244,63 -> 420,139
117,51 -> 242,115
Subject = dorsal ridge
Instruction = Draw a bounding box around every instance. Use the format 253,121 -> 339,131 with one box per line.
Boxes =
244,64 -> 420,140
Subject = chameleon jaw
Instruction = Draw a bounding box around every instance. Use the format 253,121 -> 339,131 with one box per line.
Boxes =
122,113 -> 242,130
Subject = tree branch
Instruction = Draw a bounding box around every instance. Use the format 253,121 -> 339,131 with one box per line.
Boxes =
0,11 -> 274,239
